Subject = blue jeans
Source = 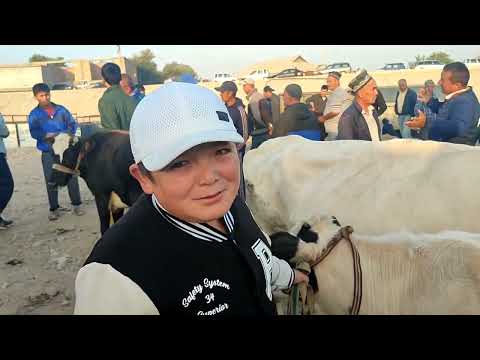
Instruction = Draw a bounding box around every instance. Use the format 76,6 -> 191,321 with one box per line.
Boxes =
398,115 -> 412,139
41,150 -> 82,211
0,153 -> 14,212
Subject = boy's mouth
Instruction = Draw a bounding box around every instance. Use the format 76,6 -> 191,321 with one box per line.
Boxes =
195,190 -> 225,201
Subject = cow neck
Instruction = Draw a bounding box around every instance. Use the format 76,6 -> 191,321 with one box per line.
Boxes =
312,238 -> 360,314
151,193 -> 234,243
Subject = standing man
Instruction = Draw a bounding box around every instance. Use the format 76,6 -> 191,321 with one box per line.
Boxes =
423,79 -> 441,113
28,83 -> 84,221
263,85 -> 281,130
98,63 -> 138,131
338,70 -> 382,141
274,84 -> 324,140
318,72 -> 353,140
405,62 -> 480,145
242,79 -> 272,149
394,79 -> 417,139
305,84 -> 329,117
373,88 -> 387,117
120,74 -> 144,103
215,81 -> 249,200
0,113 -> 14,229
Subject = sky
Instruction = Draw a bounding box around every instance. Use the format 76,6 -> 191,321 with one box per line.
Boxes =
0,45 -> 479,78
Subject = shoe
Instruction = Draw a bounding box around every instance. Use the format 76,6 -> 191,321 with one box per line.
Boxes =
58,206 -> 71,212
72,205 -> 85,216
0,217 -> 13,229
48,209 -> 60,221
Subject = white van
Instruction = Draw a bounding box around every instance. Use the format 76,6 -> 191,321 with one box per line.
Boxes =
214,73 -> 236,82
414,60 -> 444,70
464,58 -> 480,69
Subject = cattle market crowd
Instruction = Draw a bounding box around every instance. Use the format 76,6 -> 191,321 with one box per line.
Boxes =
1,60 -> 479,315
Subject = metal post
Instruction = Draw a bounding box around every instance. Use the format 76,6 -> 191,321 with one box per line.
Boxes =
13,116 -> 21,148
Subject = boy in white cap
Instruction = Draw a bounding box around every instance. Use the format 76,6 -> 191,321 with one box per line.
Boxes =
74,82 -> 307,315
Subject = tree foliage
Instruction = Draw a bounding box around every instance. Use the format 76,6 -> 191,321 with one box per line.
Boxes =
129,49 -> 198,84
129,49 -> 164,84
29,54 -> 65,64
414,51 -> 453,64
161,62 -> 198,81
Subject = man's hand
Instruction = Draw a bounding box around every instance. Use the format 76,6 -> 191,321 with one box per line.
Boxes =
405,110 -> 426,129
319,112 -> 339,123
292,270 -> 309,285
268,123 -> 273,136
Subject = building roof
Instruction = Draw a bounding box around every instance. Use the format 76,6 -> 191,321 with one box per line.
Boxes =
235,55 -> 318,77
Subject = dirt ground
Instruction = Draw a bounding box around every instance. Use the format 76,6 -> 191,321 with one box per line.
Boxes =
0,146 -> 100,315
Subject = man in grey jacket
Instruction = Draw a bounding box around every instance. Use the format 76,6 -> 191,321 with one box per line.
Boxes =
337,70 -> 382,141
319,72 -> 353,140
0,114 -> 14,229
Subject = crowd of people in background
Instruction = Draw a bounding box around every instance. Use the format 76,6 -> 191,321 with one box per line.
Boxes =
1,61 -> 479,230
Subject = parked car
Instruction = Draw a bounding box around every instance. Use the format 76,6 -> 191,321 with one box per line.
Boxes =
75,80 -> 105,89
379,63 -> 406,71
464,58 -> 480,69
214,73 -> 236,82
239,69 -> 270,81
51,82 -> 74,90
319,62 -> 352,74
267,68 -> 305,79
414,60 -> 444,70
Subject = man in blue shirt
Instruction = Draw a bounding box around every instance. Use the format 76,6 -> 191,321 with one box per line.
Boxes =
406,62 -> 480,145
28,83 -> 84,221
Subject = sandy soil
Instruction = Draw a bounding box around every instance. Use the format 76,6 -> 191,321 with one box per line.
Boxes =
0,146 -> 100,315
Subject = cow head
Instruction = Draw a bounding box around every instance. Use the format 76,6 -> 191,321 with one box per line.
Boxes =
50,136 -> 95,187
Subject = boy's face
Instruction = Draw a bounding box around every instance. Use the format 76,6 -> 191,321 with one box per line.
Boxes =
35,91 -> 51,107
131,142 -> 240,223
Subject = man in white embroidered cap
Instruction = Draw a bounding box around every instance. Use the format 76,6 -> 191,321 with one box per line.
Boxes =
74,82 -> 308,315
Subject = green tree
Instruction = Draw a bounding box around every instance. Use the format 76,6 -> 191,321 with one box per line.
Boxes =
161,62 -> 198,81
415,52 -> 453,65
427,51 -> 453,64
29,54 -> 64,63
129,49 -> 164,84
415,54 -> 426,63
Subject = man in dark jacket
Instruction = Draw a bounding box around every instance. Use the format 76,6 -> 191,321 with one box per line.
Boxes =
263,86 -> 281,129
338,70 -> 382,141
273,84 -> 324,140
394,79 -> 417,139
406,62 -> 480,146
305,85 -> 329,117
215,81 -> 249,200
373,88 -> 387,117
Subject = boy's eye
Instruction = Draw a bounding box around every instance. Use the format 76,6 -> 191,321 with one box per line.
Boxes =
166,160 -> 189,171
216,147 -> 232,156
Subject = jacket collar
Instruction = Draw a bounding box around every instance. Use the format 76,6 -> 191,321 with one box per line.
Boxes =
151,193 -> 234,243
445,86 -> 471,100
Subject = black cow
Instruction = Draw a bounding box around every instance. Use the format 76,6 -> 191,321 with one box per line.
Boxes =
50,130 -> 143,234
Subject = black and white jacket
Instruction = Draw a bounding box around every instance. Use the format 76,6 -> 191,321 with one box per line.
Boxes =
74,194 -> 294,315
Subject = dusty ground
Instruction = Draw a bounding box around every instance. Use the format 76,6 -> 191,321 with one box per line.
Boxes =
0,146 -> 100,315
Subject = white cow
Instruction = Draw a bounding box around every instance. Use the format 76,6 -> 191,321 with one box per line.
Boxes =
273,217 -> 480,315
244,136 -> 480,236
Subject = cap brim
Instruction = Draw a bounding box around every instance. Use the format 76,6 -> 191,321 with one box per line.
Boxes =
142,129 -> 244,172
214,87 -> 223,92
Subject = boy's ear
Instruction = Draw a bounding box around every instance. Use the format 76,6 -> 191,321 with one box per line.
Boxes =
129,163 -> 154,194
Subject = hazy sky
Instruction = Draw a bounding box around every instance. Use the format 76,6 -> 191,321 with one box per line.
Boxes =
0,45 -> 479,78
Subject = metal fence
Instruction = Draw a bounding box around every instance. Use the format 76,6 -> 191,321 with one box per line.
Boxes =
3,114 -> 101,148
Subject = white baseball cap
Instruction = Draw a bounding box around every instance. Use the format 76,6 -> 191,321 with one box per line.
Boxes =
129,82 -> 244,171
